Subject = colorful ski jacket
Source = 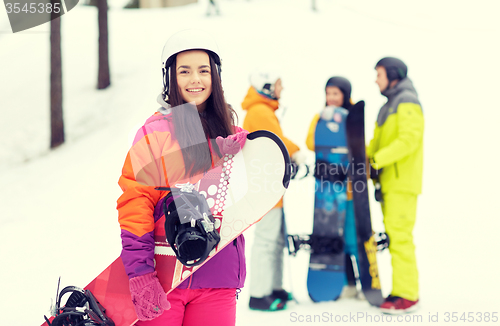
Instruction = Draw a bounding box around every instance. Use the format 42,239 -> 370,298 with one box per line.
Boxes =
305,113 -> 320,151
241,86 -> 300,208
367,78 -> 424,195
306,100 -> 353,151
117,97 -> 246,289
305,107 -> 353,200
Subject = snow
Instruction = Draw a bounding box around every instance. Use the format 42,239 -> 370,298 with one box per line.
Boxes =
1,0 -> 500,325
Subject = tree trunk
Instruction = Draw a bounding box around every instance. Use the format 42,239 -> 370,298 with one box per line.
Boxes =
50,15 -> 64,148
97,0 -> 111,89
124,0 -> 139,9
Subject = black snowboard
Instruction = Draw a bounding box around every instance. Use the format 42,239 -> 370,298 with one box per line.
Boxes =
345,101 -> 384,306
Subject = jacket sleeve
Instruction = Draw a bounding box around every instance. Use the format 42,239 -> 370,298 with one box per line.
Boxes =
246,105 -> 300,157
366,121 -> 379,159
117,128 -> 169,279
373,102 -> 424,168
305,114 -> 320,151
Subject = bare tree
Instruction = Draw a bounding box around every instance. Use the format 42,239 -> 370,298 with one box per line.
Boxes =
50,14 -> 64,148
124,0 -> 139,9
97,0 -> 110,89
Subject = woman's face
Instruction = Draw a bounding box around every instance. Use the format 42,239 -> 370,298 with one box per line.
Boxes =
176,50 -> 212,111
325,86 -> 344,107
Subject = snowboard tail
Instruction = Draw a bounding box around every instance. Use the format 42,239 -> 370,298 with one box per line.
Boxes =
307,268 -> 344,302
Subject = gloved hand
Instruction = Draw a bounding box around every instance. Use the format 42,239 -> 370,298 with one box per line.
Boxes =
292,150 -> 307,165
216,130 -> 249,155
290,151 -> 307,179
368,157 -> 382,180
129,271 -> 171,321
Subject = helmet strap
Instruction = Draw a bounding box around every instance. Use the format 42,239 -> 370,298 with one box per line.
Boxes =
162,65 -> 170,101
216,64 -> 221,79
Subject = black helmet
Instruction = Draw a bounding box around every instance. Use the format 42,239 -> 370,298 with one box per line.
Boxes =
325,76 -> 352,109
164,184 -> 220,267
375,57 -> 408,82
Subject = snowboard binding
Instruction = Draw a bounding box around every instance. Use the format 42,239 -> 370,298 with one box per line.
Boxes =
374,182 -> 383,202
286,234 -> 307,256
286,234 -> 344,256
44,282 -> 114,326
162,183 -> 221,267
374,232 -> 390,251
287,232 -> 389,256
313,158 -> 348,183
290,162 -> 310,180
309,235 -> 344,255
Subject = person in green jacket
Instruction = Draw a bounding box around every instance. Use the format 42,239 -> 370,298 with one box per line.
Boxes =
367,57 -> 424,314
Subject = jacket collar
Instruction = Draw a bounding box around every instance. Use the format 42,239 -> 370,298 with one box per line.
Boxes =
382,77 -> 417,99
241,86 -> 279,111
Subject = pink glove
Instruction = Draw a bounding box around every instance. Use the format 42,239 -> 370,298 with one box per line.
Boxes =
216,130 -> 249,155
129,271 -> 171,321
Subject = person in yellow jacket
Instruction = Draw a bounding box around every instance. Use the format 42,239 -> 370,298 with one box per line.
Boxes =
242,70 -> 303,311
368,57 -> 424,314
305,76 -> 353,151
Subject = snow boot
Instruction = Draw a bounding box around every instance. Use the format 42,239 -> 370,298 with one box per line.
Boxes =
380,295 -> 419,314
249,295 -> 285,311
271,289 -> 292,303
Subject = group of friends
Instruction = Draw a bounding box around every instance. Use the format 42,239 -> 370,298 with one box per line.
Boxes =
244,57 -> 423,315
116,30 -> 424,326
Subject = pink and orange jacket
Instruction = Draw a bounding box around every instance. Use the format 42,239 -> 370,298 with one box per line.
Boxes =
117,100 -> 246,290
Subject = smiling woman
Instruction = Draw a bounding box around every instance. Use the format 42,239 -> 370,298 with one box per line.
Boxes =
116,29 -> 249,326
163,30 -> 237,177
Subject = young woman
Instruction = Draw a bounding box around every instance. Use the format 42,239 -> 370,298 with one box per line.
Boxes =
305,76 -> 352,151
305,76 -> 362,299
117,30 -> 248,326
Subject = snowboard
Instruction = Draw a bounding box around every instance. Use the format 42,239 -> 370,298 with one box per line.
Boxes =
306,106 -> 350,302
42,130 -> 291,326
345,101 -> 384,306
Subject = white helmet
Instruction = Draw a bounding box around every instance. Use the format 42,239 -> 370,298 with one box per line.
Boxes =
161,29 -> 221,97
249,69 -> 281,99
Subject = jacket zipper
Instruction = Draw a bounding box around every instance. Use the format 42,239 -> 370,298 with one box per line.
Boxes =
394,163 -> 399,178
234,238 -> 241,282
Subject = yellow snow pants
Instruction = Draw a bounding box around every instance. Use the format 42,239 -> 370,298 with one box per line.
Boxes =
382,192 -> 419,301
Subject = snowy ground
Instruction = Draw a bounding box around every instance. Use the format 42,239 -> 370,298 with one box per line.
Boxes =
1,0 -> 500,325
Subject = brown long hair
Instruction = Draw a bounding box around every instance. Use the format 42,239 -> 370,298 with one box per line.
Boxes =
168,51 -> 237,176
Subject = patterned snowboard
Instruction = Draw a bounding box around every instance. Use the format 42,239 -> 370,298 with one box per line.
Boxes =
42,130 -> 291,326
307,106 -> 349,302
